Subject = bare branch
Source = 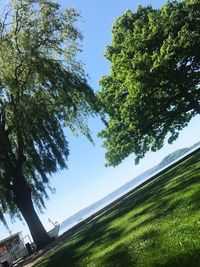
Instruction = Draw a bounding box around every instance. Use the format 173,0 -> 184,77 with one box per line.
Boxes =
0,3 -> 12,41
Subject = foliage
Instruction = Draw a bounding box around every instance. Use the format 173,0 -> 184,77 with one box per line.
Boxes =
0,0 -> 97,224
98,0 -> 200,166
34,150 -> 200,267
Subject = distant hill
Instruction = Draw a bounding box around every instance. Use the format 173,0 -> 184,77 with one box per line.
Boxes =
158,141 -> 200,168
60,141 -> 200,231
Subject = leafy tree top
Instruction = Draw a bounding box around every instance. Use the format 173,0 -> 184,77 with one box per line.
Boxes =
98,0 -> 200,166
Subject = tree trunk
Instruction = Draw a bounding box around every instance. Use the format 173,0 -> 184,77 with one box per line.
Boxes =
1,128 -> 52,250
13,175 -> 52,250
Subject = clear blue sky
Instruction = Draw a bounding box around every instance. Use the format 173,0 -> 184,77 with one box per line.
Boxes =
0,0 -> 199,239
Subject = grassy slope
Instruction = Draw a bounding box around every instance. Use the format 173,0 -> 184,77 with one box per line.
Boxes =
35,151 -> 200,267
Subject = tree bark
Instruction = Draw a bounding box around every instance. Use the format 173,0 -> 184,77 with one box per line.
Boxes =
13,175 -> 52,250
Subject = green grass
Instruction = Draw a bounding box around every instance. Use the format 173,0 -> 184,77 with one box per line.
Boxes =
34,151 -> 200,267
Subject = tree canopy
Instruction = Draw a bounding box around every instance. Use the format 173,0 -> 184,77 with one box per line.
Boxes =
0,0 -> 97,248
98,0 -> 200,166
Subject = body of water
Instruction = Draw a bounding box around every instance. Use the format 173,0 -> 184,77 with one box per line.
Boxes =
59,143 -> 200,236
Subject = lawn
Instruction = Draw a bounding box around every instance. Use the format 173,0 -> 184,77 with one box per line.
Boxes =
34,150 -> 200,267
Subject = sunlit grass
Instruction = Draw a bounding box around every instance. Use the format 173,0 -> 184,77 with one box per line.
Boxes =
34,151 -> 200,267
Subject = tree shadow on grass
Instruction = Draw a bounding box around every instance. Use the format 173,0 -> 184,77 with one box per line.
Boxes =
158,249 -> 200,267
38,224 -> 126,267
101,244 -> 136,267
138,228 -> 158,241
101,228 -> 160,267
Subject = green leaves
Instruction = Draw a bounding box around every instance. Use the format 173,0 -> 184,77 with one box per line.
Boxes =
0,0 -> 97,220
98,0 -> 200,166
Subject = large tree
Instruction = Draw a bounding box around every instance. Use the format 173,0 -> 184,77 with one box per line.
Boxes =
98,0 -> 200,166
0,0 -> 97,249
